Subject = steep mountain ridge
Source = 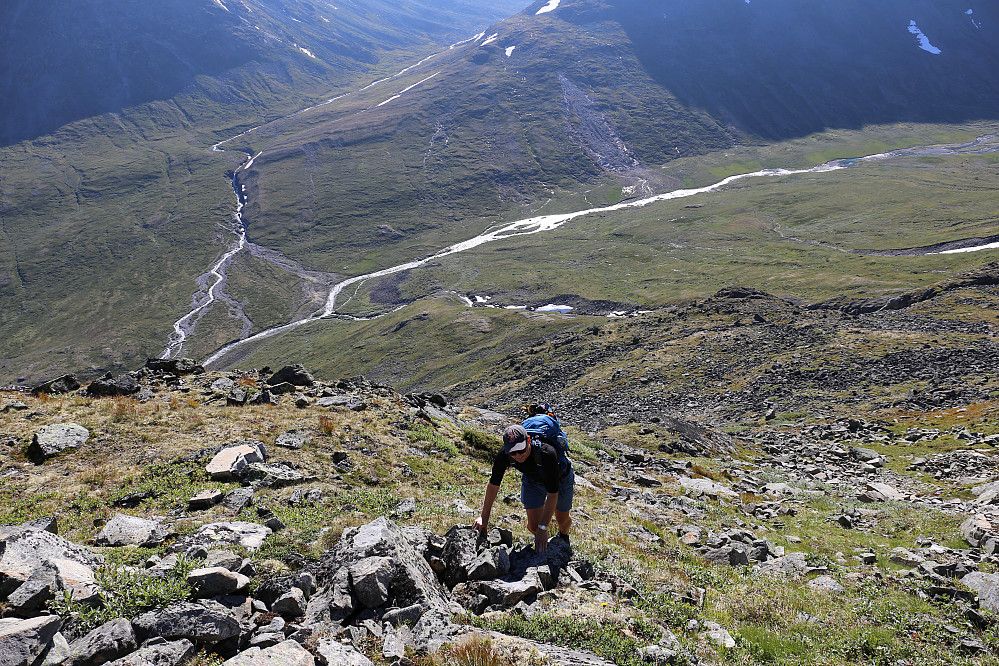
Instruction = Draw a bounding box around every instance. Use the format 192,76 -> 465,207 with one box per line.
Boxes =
0,0 -> 529,147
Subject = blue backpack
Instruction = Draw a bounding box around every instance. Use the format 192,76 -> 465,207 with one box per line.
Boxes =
522,404 -> 570,470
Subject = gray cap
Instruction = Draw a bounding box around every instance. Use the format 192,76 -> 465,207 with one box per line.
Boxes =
502,425 -> 529,455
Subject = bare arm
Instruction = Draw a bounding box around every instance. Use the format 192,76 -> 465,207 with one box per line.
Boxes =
473,482 -> 500,534
535,492 -> 558,552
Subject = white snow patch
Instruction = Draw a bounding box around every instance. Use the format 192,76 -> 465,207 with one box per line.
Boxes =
933,241 -> 999,255
321,16 -> 330,22
536,0 -> 560,14
537,304 -> 573,313
505,45 -> 516,57
298,46 -> 316,58
481,33 -> 499,46
505,305 -> 528,310
967,8 -> 973,14
908,20 -> 942,54
213,0 -> 229,10
475,295 -> 491,303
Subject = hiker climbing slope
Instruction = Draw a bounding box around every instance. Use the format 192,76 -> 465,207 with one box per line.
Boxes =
473,406 -> 574,554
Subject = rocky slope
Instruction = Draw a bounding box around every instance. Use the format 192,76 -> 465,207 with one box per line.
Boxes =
2,334 -> 999,664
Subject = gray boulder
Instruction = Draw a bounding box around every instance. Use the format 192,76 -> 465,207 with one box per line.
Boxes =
751,552 -> 810,578
67,618 -> 136,666
440,526 -> 481,589
104,639 -> 195,666
144,359 -> 203,375
6,578 -> 52,617
0,616 -> 63,666
311,517 -> 458,618
31,375 -> 80,395
210,378 -> 235,394
270,588 -> 307,618
274,430 -> 309,450
236,463 -> 307,489
315,639 -> 373,666
87,375 -> 140,398
131,601 -> 241,643
961,572 -> 999,612
222,488 -> 254,514
850,446 -> 882,462
0,529 -> 102,598
266,366 -> 315,388
807,576 -> 846,594
187,568 -> 250,598
40,632 -> 70,666
96,514 -> 168,547
961,514 -> 993,548
29,424 -> 90,459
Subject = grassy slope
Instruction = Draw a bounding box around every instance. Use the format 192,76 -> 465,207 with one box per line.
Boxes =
2,338 -> 998,663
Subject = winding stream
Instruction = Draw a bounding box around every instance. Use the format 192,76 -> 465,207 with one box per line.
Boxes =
201,134 -> 999,368
157,38 -> 999,365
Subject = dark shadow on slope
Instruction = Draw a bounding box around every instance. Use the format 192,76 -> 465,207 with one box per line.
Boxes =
606,0 -> 999,140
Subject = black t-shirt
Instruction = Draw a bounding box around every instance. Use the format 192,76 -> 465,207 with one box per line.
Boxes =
490,441 -> 562,494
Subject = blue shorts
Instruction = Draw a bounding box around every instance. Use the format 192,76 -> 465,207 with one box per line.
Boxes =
521,467 -> 575,512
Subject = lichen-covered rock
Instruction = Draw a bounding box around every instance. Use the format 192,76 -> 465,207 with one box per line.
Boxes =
29,424 -> 90,459
131,601 -> 241,643
221,641 -> 314,666
96,514 -> 168,548
67,617 -> 136,666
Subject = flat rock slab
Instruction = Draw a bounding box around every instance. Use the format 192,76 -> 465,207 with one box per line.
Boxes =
678,477 -> 738,498
96,513 -> 169,547
169,522 -> 272,553
29,423 -> 89,459
206,443 -> 266,481
860,482 -> 904,502
105,639 -> 195,666
222,640 -> 315,666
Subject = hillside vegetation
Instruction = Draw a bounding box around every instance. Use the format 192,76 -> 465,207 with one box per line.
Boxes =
4,279 -> 999,664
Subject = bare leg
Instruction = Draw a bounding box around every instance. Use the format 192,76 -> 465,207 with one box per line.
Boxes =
555,510 -> 572,535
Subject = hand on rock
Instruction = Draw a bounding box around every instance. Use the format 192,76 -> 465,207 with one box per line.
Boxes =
535,528 -> 548,553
